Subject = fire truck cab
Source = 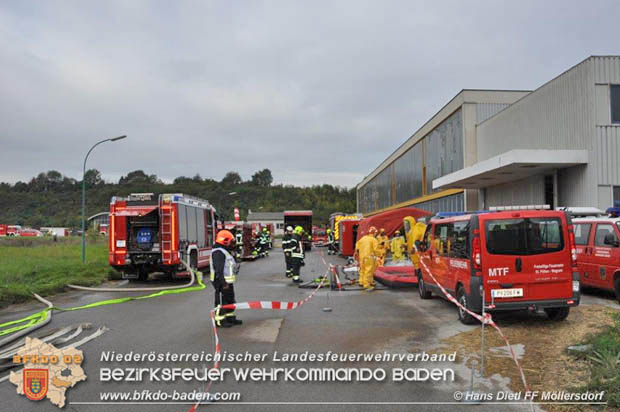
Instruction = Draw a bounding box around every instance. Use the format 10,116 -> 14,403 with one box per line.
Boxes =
572,211 -> 620,302
109,193 -> 218,280
417,206 -> 580,324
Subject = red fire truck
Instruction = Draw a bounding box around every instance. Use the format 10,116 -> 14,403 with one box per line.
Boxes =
417,206 -> 580,324
109,193 -> 219,280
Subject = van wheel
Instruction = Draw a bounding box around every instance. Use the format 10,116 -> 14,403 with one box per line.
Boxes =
418,272 -> 432,299
545,307 -> 570,321
457,287 -> 477,325
614,277 -> 620,303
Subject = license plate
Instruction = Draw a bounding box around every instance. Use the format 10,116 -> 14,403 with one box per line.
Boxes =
491,288 -> 523,298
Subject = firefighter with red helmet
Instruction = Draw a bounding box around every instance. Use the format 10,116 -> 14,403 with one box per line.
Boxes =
210,230 -> 242,328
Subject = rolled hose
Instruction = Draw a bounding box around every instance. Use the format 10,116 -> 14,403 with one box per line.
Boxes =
67,260 -> 197,292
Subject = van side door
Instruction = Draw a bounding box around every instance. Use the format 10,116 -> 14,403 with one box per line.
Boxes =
574,223 -> 596,287
592,223 -> 620,290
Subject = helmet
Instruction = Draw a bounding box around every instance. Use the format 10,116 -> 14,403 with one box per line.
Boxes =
215,230 -> 234,246
286,226 -> 293,232
326,229 -> 332,234
262,227 -> 268,232
294,226 -> 304,235
380,228 -> 385,233
395,230 -> 401,235
368,226 -> 378,235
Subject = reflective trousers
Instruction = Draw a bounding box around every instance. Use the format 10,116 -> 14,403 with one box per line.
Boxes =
212,281 -> 236,325
285,253 -> 292,277
291,257 -> 302,281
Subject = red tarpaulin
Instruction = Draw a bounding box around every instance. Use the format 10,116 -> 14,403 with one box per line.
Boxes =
357,207 -> 431,238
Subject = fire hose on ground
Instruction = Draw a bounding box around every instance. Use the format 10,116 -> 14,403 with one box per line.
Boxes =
0,261 -> 204,345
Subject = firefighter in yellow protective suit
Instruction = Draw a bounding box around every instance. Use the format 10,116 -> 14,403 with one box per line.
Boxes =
354,226 -> 379,291
390,230 -> 406,262
410,221 -> 427,270
376,228 -> 389,266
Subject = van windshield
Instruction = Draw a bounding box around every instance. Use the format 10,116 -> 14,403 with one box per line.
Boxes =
485,218 -> 564,255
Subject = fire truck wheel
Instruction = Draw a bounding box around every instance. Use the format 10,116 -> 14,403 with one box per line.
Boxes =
457,287 -> 477,325
544,307 -> 570,321
614,277 -> 620,303
417,272 -> 432,300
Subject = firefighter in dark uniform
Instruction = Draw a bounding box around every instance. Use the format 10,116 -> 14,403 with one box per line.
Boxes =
290,226 -> 305,283
210,230 -> 242,328
282,225 -> 294,278
258,227 -> 269,257
235,225 -> 243,257
327,228 -> 336,255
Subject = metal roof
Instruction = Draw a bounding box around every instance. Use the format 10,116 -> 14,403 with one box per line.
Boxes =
87,212 -> 109,221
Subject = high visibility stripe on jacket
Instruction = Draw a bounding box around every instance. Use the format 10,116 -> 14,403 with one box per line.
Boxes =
290,235 -> 304,259
210,247 -> 236,284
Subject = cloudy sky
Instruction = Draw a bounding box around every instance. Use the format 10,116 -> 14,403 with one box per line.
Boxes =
0,1 -> 618,188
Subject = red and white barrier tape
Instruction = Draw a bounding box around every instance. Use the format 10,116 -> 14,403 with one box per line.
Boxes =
189,272 -> 328,412
415,248 -> 533,411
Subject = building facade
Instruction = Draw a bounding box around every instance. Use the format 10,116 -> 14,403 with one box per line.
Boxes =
358,56 -> 620,215
356,90 -> 530,215
246,211 -> 285,235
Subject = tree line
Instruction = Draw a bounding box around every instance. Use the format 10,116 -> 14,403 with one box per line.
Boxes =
0,169 -> 356,228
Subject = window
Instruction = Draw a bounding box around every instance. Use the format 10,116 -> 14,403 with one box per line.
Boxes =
485,218 -> 564,255
573,224 -> 592,245
276,223 -> 284,229
178,205 -> 187,240
594,224 -> 618,247
433,224 -> 449,255
449,221 -> 470,259
614,186 -> 620,207
612,85 -> 620,124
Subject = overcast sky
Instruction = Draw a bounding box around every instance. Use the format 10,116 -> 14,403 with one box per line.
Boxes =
1,1 -> 618,188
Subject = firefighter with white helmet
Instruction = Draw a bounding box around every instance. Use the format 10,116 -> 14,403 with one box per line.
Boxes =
210,230 -> 242,328
282,226 -> 294,278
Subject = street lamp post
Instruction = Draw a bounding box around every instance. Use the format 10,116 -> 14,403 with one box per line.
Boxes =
81,135 -> 127,263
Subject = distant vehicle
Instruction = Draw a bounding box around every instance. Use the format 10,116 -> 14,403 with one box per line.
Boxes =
109,193 -> 219,281
312,226 -> 327,244
573,215 -> 620,302
284,210 -> 313,250
0,224 -> 7,236
19,228 -> 43,237
338,219 -> 360,257
98,224 -> 109,235
6,225 -> 22,236
40,227 -> 70,237
417,206 -> 580,324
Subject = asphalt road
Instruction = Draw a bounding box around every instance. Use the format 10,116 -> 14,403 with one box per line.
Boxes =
4,247 -> 617,412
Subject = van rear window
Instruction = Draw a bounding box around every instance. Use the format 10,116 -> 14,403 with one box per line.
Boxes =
485,218 -> 564,255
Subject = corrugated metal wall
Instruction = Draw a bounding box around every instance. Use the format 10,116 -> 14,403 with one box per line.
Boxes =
414,193 -> 464,214
477,59 -> 594,159
486,175 -> 545,207
593,56 -> 620,83
595,126 -> 620,185
476,103 -> 511,124
394,142 -> 423,203
424,109 -> 463,194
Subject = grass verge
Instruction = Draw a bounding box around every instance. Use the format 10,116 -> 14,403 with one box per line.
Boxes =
0,237 -> 119,307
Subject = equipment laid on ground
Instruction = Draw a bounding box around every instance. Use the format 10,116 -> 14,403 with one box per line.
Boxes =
284,210 -> 313,251
374,265 -> 418,288
109,193 -> 219,280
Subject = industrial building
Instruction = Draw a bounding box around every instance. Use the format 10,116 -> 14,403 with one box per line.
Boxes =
357,56 -> 620,215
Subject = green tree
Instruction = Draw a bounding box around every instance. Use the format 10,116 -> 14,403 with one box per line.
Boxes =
251,169 -> 273,187
222,171 -> 242,185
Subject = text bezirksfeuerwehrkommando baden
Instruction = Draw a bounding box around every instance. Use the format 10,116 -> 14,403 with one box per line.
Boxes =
100,350 -> 456,364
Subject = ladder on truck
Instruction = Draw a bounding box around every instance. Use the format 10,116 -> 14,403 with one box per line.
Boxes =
159,196 -> 174,265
